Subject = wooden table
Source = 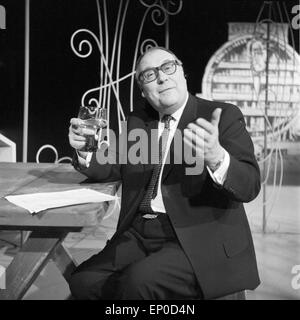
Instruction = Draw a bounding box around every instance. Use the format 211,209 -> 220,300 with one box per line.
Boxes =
0,162 -> 118,300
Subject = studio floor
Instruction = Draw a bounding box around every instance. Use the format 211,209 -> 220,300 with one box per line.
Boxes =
0,185 -> 299,300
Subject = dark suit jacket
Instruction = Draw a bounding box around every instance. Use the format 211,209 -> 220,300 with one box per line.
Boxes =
73,94 -> 261,299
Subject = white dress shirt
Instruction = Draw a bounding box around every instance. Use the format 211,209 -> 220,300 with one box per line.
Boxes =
77,97 -> 230,213
151,95 -> 230,213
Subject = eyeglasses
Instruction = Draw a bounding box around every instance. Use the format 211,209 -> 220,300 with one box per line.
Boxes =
138,60 -> 182,84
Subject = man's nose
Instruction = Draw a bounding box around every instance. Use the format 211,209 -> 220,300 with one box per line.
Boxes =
157,70 -> 168,83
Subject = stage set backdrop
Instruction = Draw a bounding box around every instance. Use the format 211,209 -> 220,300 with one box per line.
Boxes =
0,0 -> 299,234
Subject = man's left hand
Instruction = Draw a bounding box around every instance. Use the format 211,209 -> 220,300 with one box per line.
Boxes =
183,108 -> 225,169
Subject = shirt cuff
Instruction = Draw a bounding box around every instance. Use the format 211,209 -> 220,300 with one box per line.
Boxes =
76,150 -> 93,168
206,149 -> 230,185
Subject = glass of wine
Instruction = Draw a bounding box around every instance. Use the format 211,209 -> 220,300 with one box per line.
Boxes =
78,106 -> 108,152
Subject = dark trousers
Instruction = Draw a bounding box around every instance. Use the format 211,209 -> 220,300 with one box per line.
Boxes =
69,213 -> 202,300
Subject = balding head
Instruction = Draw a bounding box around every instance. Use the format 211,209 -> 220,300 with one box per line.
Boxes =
135,46 -> 180,80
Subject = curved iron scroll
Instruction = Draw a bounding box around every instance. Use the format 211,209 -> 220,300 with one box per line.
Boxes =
70,0 -> 182,146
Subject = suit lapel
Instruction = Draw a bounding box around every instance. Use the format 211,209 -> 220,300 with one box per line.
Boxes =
144,116 -> 159,170
162,94 -> 206,181
137,94 -> 209,183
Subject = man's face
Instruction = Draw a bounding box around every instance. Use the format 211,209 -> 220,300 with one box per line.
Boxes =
137,49 -> 188,115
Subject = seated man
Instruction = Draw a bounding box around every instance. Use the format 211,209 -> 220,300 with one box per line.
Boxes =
68,46 -> 261,300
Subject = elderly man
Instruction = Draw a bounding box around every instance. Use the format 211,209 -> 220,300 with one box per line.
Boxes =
68,47 -> 261,300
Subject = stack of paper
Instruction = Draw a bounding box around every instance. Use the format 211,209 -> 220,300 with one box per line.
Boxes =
5,188 -> 117,214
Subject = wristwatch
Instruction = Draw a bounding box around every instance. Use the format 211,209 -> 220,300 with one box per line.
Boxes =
208,152 -> 225,172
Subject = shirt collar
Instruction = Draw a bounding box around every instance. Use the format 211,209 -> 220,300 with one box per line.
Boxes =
159,92 -> 189,123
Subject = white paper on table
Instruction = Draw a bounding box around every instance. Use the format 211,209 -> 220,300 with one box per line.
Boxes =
4,188 -> 117,214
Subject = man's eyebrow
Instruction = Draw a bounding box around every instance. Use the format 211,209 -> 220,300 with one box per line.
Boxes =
140,59 -> 175,72
161,58 -> 174,64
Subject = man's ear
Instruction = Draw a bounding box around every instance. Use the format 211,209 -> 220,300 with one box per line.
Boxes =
137,80 -> 145,97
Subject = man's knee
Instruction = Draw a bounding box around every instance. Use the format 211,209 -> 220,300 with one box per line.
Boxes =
117,264 -> 158,299
68,271 -> 102,300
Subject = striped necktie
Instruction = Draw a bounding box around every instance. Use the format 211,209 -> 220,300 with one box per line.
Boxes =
139,115 -> 173,215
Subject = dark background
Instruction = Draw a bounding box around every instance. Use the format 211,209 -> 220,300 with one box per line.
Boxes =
0,0 -> 299,162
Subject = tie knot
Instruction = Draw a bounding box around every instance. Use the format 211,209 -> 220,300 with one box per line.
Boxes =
161,115 -> 173,130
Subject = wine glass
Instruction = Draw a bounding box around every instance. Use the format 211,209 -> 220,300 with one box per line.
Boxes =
78,106 -> 108,152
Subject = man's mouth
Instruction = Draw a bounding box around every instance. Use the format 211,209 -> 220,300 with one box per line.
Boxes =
159,87 -> 174,93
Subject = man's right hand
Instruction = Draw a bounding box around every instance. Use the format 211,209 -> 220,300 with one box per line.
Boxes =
68,118 -> 88,159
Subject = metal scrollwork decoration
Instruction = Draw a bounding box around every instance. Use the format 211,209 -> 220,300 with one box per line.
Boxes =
70,0 -> 182,147
130,0 -> 182,108
36,145 -> 72,164
139,0 -> 182,26
201,2 -> 300,234
247,2 -> 300,234
203,21 -> 300,173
